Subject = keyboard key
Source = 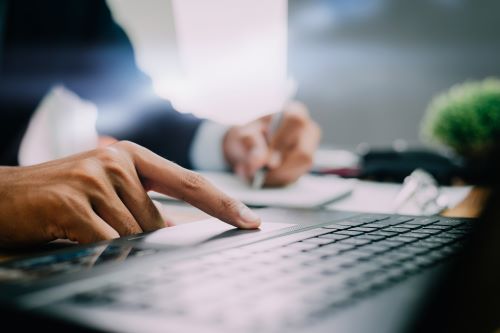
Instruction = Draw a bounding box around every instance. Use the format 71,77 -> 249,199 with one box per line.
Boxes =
422,225 -> 451,230
413,256 -> 435,267
404,232 -> 430,239
302,238 -> 335,246
398,224 -> 425,230
399,261 -> 420,274
318,234 -> 349,241
384,267 -> 408,281
369,231 -> 397,237
370,255 -> 399,267
355,243 -> 391,254
335,220 -> 367,227
360,223 -> 383,229
320,258 -> 356,274
421,236 -> 452,245
412,228 -> 441,235
448,229 -> 468,235
406,217 -> 440,225
334,230 -> 363,237
432,234 -> 456,240
434,219 -> 467,226
376,239 -> 405,248
380,251 -> 414,262
357,234 -> 386,241
339,238 -> 371,246
318,242 -> 356,254
410,240 -> 443,250
351,262 -> 381,275
322,224 -> 351,230
242,229 -> 332,252
342,250 -> 373,261
348,227 -> 378,233
280,228 -> 331,243
381,226 -> 412,233
373,216 -> 414,226
287,242 -> 319,251
389,236 -> 418,244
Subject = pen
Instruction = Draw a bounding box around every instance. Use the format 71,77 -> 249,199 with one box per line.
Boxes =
251,112 -> 284,189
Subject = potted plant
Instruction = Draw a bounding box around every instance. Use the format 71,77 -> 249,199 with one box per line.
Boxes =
421,78 -> 500,185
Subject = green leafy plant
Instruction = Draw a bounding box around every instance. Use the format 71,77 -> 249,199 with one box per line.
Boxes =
421,78 -> 500,156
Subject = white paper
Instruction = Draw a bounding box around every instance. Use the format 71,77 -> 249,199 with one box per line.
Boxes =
327,180 -> 472,216
150,171 -> 355,209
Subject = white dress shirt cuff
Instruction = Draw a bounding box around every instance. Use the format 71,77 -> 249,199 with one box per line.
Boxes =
190,121 -> 230,171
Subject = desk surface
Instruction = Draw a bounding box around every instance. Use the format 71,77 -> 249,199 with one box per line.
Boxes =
0,187 -> 487,262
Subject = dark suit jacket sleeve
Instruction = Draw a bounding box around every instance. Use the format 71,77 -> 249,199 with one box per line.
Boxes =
0,0 -> 203,168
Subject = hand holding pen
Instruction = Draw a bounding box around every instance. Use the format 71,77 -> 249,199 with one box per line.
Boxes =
251,111 -> 284,188
223,101 -> 321,188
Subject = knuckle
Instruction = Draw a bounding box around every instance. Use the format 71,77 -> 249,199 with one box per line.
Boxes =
114,140 -> 137,152
180,171 -> 206,192
94,146 -> 122,164
219,196 -> 240,212
71,160 -> 107,192
106,162 -> 130,181
92,147 -> 133,181
285,110 -> 307,128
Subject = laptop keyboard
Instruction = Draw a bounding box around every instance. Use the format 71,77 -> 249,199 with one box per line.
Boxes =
66,214 -> 471,331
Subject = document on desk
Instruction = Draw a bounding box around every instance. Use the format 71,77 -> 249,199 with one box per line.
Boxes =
150,171 -> 354,209
326,180 -> 472,215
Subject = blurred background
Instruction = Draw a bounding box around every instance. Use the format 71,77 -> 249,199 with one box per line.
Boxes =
1,0 -> 500,153
110,0 -> 500,148
288,0 -> 500,149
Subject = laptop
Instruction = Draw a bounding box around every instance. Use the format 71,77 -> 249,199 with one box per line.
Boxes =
0,171 -> 497,332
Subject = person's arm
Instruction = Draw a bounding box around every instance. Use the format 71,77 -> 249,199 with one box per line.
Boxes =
0,141 -> 260,248
0,1 -> 204,168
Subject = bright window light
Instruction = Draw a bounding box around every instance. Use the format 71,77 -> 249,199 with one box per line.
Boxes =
108,0 -> 293,125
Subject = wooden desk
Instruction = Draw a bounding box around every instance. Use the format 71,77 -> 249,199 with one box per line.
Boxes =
0,187 -> 487,262
441,187 -> 489,218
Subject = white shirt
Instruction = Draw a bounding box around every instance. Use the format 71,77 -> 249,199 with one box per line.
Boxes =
189,121 -> 230,171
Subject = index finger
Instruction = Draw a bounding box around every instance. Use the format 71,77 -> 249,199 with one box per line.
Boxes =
117,141 -> 261,229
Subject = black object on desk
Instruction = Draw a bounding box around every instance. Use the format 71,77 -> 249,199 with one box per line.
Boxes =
360,149 -> 463,185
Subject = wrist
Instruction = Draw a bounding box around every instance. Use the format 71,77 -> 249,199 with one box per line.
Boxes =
189,121 -> 231,171
222,126 -> 239,169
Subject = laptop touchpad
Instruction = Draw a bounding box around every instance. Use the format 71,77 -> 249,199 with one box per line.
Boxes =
143,219 -> 296,247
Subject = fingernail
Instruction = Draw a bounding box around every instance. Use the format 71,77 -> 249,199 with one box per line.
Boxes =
268,151 -> 282,168
239,204 -> 261,227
